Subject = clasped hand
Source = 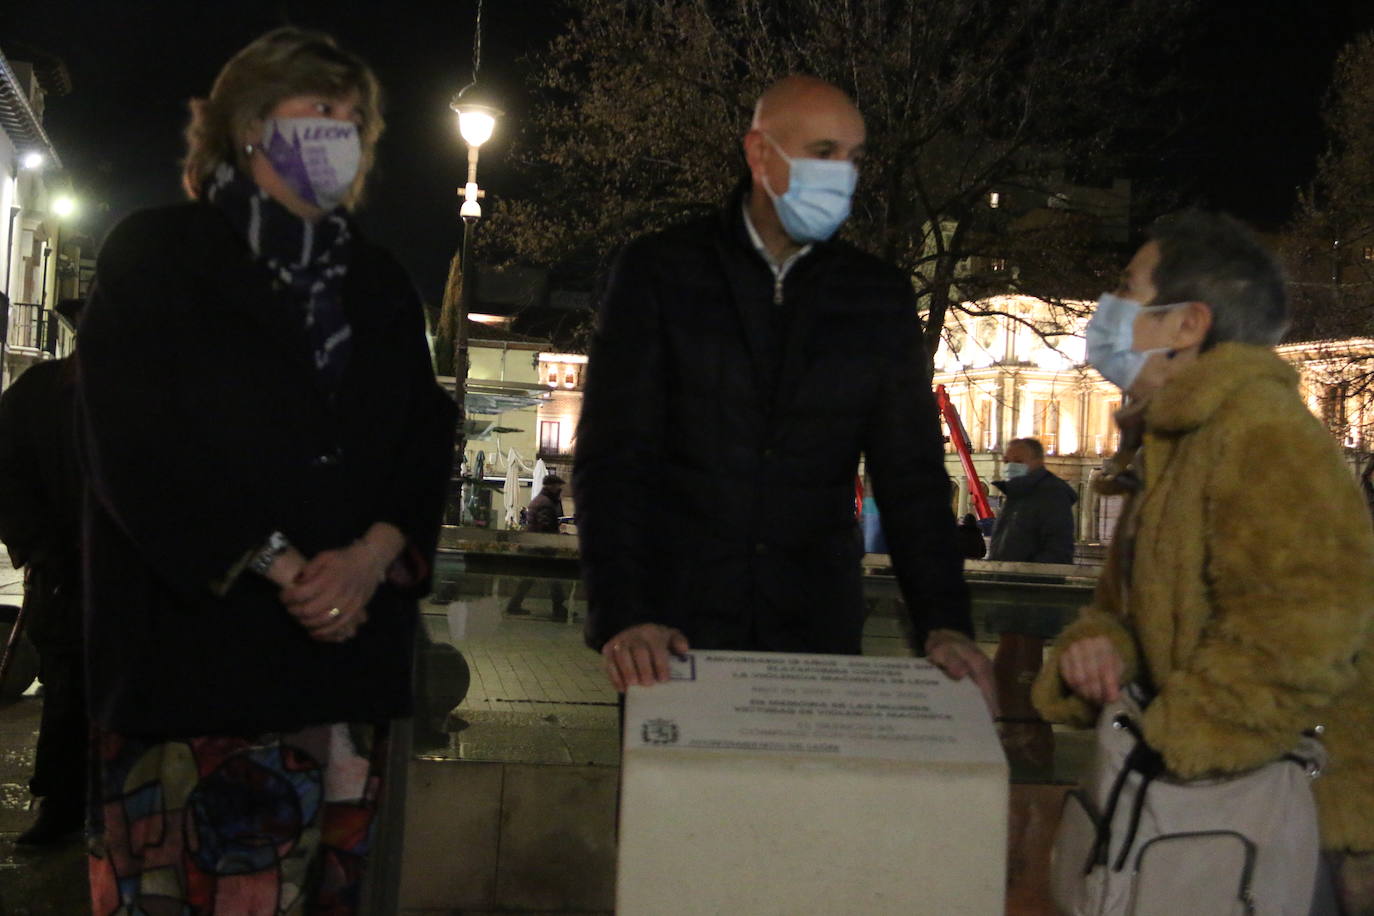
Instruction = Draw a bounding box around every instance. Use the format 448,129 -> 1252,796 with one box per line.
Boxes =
267,542 -> 390,643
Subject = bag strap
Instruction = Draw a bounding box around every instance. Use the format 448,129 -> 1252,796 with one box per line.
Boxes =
1086,711 -> 1168,875
1087,754 -> 1133,872
1090,710 -> 1321,876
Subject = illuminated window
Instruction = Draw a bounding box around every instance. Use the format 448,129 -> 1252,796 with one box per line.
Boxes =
1363,246 -> 1374,262
989,191 -> 1000,209
1322,383 -> 1349,437
539,421 -> 561,453
990,258 -> 1007,272
1033,399 -> 1059,454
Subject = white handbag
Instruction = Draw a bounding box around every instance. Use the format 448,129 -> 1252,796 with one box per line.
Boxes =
1050,689 -> 1326,916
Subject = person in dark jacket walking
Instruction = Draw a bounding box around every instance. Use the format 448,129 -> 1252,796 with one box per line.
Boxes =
988,438 -> 1078,564
575,75 -> 994,709
507,476 -> 569,620
0,302 -> 87,845
525,475 -> 565,534
77,29 -> 454,913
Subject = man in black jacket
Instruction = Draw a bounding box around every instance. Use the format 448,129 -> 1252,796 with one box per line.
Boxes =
988,438 -> 1078,565
0,300 -> 87,844
575,75 -> 994,708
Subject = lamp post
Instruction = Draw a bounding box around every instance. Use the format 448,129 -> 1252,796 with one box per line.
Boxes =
41,195 -> 78,352
444,86 -> 502,525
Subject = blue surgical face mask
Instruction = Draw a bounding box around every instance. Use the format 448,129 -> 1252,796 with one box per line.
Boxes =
1085,292 -> 1184,390
1004,462 -> 1029,479
761,132 -> 858,243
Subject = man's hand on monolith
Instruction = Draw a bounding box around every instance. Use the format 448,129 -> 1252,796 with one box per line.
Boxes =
602,623 -> 691,692
925,629 -> 1000,718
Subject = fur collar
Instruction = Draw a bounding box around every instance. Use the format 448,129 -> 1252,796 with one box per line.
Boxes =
1145,342 -> 1298,433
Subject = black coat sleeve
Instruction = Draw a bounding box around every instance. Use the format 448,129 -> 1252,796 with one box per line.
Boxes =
574,241 -> 668,648
370,266 -> 457,598
0,372 -> 48,568
862,287 -> 974,643
76,213 -> 279,601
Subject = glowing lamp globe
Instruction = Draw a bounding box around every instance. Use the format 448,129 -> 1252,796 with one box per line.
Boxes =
450,87 -> 503,148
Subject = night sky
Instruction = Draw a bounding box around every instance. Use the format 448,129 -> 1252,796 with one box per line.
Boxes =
4,0 -> 1373,306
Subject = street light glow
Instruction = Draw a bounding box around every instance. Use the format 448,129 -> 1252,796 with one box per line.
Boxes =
21,152 -> 44,170
450,86 -> 503,149
52,195 -> 77,218
458,109 -> 497,147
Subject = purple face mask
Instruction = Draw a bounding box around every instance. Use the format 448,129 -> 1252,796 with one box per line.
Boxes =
259,117 -> 361,211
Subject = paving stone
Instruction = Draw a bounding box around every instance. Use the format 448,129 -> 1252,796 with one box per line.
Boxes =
400,760 -> 504,911
496,765 -> 618,912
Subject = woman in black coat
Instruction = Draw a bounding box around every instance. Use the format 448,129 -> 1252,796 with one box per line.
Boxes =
77,29 -> 454,913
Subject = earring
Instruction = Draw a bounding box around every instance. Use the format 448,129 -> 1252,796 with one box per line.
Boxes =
243,143 -> 256,156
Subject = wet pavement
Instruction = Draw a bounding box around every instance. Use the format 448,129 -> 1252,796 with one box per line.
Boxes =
0,565 -> 87,915
0,699 -> 86,915
416,583 -> 621,768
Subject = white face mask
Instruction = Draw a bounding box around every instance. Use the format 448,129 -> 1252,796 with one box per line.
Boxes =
1085,292 -> 1185,390
259,117 -> 361,211
1004,462 -> 1029,479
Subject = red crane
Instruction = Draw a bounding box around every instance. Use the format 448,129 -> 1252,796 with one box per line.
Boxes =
935,384 -> 995,522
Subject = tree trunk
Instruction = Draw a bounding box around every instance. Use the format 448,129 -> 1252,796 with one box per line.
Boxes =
435,252 -> 463,377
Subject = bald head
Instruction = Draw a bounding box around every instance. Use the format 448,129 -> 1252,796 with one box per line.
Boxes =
751,75 -> 864,147
743,75 -> 866,251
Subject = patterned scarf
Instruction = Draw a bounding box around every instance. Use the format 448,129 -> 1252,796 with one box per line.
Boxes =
204,163 -> 353,389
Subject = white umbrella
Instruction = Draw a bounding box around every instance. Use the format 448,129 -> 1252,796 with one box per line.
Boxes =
503,448 -> 525,529
532,458 -> 549,497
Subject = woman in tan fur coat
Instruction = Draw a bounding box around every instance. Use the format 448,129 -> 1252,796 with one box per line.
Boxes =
1031,212 -> 1374,914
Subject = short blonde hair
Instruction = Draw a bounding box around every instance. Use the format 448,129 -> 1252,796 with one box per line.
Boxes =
182,27 -> 384,205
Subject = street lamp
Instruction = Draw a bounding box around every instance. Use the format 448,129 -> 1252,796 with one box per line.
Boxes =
451,85 -> 502,220
444,85 -> 503,525
20,152 -> 44,170
51,195 -> 76,218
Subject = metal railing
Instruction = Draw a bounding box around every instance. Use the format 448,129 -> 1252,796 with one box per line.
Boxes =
2,302 -> 58,354
536,446 -> 575,462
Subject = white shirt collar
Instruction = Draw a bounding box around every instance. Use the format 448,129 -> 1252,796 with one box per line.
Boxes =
742,201 -> 812,280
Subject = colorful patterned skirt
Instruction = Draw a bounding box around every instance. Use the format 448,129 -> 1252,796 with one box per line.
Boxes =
88,721 -> 387,915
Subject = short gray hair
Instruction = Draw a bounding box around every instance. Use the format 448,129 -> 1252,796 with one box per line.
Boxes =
1010,438 -> 1045,461
1148,211 -> 1289,347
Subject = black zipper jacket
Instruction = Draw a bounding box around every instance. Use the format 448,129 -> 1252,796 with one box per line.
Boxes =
575,191 -> 972,654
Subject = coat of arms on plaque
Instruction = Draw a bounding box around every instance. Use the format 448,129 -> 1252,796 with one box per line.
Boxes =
641,718 -> 680,745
